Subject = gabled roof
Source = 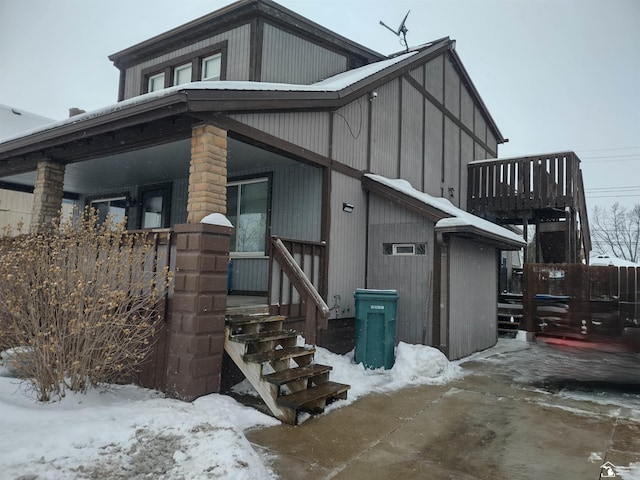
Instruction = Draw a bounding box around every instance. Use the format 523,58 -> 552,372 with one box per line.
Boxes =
109,0 -> 384,69
363,174 -> 526,250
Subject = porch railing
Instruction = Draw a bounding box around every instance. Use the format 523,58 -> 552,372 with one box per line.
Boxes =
268,236 -> 329,345
468,152 -> 583,215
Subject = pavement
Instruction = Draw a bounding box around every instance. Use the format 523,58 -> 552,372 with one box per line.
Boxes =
246,338 -> 640,480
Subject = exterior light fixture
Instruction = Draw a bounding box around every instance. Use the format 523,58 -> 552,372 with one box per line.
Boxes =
342,203 -> 354,213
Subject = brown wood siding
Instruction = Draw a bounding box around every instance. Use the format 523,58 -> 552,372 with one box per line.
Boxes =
370,80 -> 400,178
123,24 -> 251,99
367,195 -> 435,345
424,100 -> 443,196
409,65 -> 424,86
229,111 -> 330,157
327,171 -> 367,320
443,117 -> 460,207
444,55 -> 460,118
260,23 -> 348,84
331,94 -> 369,171
425,56 -> 444,103
400,77 -> 424,182
448,236 -> 498,360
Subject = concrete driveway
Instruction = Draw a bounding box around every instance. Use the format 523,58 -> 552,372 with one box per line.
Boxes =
246,339 -> 640,479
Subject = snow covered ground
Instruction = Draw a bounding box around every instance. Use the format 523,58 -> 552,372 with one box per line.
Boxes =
0,342 -> 460,479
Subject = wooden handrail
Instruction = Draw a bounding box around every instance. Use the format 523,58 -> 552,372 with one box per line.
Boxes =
270,237 -> 329,344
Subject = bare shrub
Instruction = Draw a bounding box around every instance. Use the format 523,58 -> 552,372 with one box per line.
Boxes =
0,209 -> 171,401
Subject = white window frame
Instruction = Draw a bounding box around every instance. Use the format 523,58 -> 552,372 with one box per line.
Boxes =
147,72 -> 165,92
227,177 -> 269,258
201,53 -> 222,81
173,63 -> 192,85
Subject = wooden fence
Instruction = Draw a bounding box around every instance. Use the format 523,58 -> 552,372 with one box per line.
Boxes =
522,264 -> 640,349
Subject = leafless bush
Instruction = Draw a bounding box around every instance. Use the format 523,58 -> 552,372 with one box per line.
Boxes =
0,209 -> 171,401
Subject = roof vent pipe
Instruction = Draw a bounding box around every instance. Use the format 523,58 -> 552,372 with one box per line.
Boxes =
68,107 -> 86,117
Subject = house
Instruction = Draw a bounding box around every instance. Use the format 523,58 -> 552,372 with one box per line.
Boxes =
0,105 -> 74,233
0,0 -> 524,402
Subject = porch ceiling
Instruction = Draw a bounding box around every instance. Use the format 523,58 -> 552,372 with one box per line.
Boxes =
0,137 -> 295,195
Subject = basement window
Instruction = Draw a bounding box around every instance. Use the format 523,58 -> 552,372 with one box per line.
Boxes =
383,243 -> 426,256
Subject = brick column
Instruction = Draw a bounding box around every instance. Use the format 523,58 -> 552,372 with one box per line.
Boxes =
165,222 -> 232,400
31,160 -> 65,231
188,124 -> 227,224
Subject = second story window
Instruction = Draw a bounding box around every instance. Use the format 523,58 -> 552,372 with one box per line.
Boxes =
173,63 -> 192,85
147,73 -> 166,93
201,53 -> 221,81
141,41 -> 227,95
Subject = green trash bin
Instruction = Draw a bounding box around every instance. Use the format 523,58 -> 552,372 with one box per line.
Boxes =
354,288 -> 399,369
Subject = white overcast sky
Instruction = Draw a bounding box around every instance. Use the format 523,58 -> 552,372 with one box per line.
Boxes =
0,0 -> 639,210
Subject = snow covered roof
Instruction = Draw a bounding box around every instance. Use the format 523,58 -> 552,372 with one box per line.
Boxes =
364,174 -> 526,250
0,48 -> 426,147
0,105 -> 55,142
589,254 -> 639,267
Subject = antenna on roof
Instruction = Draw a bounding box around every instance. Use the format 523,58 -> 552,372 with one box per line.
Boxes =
379,10 -> 410,52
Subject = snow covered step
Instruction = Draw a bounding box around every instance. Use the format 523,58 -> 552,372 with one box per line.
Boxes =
262,364 -> 332,386
276,381 -> 350,413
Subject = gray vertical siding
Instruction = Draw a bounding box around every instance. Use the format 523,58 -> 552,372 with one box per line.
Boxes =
425,56 -> 444,102
475,142 -> 487,161
367,195 -> 435,345
448,237 -> 498,360
229,111 -> 330,157
331,95 -> 369,171
474,106 -> 487,144
460,86 -> 474,131
424,100 -> 443,196
443,117 -> 460,207
460,131 -> 473,211
229,161 -> 322,292
261,23 -> 348,84
327,171 -> 367,319
370,80 -> 400,177
400,77 -> 424,182
170,178 -> 188,225
123,24 -> 252,99
444,55 -> 460,118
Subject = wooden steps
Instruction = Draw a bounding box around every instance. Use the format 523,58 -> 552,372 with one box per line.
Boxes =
224,314 -> 349,425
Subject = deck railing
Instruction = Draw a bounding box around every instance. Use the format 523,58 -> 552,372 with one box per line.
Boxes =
268,237 -> 329,345
468,152 -> 583,215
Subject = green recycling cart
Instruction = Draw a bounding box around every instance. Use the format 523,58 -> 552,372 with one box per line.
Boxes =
354,288 -> 399,369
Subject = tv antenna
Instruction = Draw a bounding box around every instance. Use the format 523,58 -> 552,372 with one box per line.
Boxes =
379,10 -> 410,52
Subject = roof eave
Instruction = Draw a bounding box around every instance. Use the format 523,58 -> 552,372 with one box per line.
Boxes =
435,223 -> 526,251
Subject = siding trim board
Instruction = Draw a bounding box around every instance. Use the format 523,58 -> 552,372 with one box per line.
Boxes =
402,73 -> 496,158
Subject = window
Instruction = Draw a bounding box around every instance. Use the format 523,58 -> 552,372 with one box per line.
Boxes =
383,243 -> 427,256
227,178 -> 269,255
140,184 -> 171,229
141,42 -> 227,95
147,73 -> 165,93
201,53 -> 221,81
90,196 -> 128,226
173,63 -> 192,85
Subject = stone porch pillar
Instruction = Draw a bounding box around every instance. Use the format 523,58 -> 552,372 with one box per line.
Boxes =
31,160 -> 65,231
165,223 -> 233,400
187,124 -> 227,223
